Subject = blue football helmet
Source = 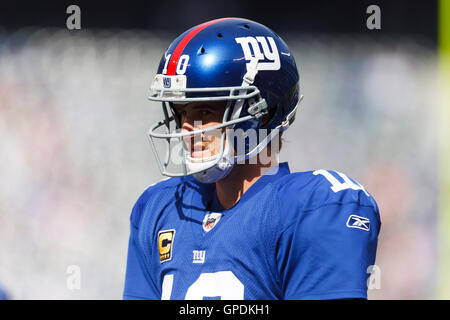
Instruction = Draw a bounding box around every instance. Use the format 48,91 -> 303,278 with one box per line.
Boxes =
147,17 -> 302,183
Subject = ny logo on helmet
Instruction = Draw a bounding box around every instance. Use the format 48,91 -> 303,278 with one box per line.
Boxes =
235,36 -> 280,71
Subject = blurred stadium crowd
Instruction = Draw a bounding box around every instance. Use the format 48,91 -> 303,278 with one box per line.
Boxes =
0,27 -> 438,299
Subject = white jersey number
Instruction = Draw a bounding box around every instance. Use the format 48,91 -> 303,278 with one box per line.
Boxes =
161,271 -> 244,300
313,169 -> 369,197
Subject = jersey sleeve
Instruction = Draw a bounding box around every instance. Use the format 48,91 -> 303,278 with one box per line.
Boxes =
276,172 -> 381,300
123,190 -> 160,300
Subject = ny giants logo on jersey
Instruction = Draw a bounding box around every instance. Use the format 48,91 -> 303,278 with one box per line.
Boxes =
192,250 -> 206,264
235,36 -> 280,71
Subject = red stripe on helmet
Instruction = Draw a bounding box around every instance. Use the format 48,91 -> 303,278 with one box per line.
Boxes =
166,18 -> 233,76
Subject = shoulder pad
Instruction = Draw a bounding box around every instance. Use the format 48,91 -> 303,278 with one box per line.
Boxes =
276,169 -> 377,210
129,177 -> 185,228
306,169 -> 377,210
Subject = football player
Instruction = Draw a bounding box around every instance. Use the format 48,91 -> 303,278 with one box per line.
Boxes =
123,18 -> 381,300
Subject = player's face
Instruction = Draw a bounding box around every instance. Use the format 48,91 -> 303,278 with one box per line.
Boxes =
174,101 -> 227,159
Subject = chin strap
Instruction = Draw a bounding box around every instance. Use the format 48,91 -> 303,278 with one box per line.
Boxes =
192,131 -> 235,184
243,58 -> 259,85
276,95 -> 303,131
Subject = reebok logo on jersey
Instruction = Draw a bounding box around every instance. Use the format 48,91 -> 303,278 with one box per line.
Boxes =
346,215 -> 370,231
202,213 -> 222,232
158,229 -> 175,263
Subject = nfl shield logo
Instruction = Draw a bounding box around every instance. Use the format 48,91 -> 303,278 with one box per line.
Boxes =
163,77 -> 171,88
202,213 -> 222,232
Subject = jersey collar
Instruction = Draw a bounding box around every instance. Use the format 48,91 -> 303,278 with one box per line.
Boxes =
240,161 -> 290,198
209,162 -> 291,212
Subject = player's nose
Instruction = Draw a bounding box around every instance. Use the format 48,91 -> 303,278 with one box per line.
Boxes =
181,117 -> 204,132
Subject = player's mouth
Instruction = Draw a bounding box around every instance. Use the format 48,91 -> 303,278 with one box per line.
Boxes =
191,143 -> 206,157
184,131 -> 220,158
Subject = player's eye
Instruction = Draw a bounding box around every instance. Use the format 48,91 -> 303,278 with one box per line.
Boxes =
199,109 -> 212,117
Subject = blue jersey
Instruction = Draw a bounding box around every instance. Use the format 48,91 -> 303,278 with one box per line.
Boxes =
123,162 -> 380,300
0,285 -> 8,300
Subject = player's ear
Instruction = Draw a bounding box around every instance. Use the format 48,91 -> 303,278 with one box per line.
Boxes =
261,106 -> 276,126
